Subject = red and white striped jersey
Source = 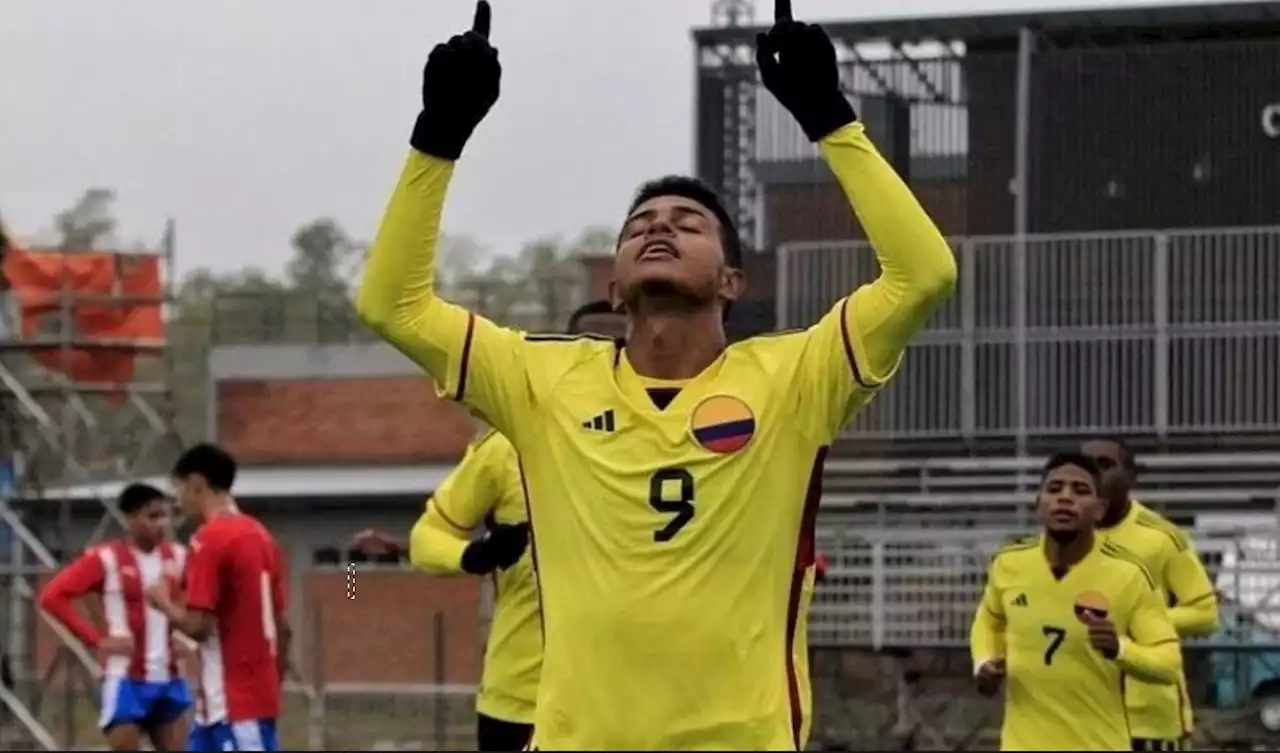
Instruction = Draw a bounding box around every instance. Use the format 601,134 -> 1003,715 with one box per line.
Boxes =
186,513 -> 286,724
38,539 -> 186,682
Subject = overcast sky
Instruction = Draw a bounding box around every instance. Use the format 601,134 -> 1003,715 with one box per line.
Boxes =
2,0 -> 1192,278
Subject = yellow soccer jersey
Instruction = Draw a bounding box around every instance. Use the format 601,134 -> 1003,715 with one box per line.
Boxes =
795,563 -> 819,749
970,536 -> 1182,751
1103,500 -> 1219,739
359,122 -> 956,749
408,430 -> 541,724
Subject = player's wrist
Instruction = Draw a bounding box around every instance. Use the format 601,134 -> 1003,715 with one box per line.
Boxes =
798,97 -> 858,143
410,111 -> 470,162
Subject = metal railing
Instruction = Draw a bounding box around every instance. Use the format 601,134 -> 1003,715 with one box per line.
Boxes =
810,526 -> 1280,650
778,226 -> 1280,440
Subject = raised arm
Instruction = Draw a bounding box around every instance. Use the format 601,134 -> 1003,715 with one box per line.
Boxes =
356,2 -> 532,435
409,431 -> 527,576
756,0 -> 956,442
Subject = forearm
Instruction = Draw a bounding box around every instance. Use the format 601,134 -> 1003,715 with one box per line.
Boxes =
1170,597 -> 1220,637
1115,638 -> 1182,684
356,150 -> 471,376
969,608 -> 1006,667
277,618 -> 293,681
38,594 -> 102,648
164,606 -> 214,642
408,508 -> 470,574
820,122 -> 957,380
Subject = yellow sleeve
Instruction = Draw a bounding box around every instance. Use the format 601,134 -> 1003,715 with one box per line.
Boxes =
1116,573 -> 1183,685
970,562 -> 1006,669
794,123 -> 958,442
356,151 -> 533,437
407,431 -> 510,575
1164,540 -> 1220,638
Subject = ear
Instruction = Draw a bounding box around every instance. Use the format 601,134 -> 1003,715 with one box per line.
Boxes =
720,266 -> 747,303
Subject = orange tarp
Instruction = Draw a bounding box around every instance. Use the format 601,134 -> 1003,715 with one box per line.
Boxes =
2,246 -> 164,385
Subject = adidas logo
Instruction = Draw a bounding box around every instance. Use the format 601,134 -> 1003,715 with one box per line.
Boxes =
1012,593 -> 1028,607
581,409 -> 616,432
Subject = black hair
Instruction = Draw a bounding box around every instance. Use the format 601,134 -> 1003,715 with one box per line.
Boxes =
1090,435 -> 1138,472
627,176 -> 743,270
1042,451 -> 1103,490
171,443 -> 237,492
118,483 -> 167,515
566,299 -> 618,335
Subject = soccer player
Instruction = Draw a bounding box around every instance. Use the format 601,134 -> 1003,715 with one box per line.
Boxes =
39,483 -> 190,751
146,444 -> 290,752
356,0 -> 955,747
970,452 -> 1182,751
1083,436 -> 1220,750
349,300 -> 620,751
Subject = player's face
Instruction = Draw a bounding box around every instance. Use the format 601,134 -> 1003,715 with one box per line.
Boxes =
170,473 -> 207,520
573,311 -> 628,339
613,195 -> 745,310
1036,463 -> 1104,533
127,498 -> 172,547
1081,439 -> 1133,502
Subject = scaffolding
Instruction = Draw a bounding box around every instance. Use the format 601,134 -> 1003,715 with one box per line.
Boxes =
0,222 -> 180,749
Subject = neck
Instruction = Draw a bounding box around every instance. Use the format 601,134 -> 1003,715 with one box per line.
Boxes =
625,307 -> 727,380
1100,495 -> 1131,528
130,537 -> 157,553
198,495 -> 238,524
1044,529 -> 1095,568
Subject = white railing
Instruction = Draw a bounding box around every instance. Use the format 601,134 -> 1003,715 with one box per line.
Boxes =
810,526 -> 1280,650
778,226 -> 1280,439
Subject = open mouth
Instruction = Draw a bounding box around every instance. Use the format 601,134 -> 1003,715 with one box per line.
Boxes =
639,241 -> 678,261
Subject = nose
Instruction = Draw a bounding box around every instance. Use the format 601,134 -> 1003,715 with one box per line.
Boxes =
644,216 -> 676,239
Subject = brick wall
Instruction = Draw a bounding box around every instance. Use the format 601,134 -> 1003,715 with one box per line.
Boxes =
216,377 -> 478,464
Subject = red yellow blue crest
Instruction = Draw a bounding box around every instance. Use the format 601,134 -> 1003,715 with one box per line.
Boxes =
689,395 -> 756,454
1073,590 -> 1110,622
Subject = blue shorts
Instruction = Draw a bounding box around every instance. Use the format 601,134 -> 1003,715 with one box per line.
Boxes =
188,719 -> 279,751
99,676 -> 191,730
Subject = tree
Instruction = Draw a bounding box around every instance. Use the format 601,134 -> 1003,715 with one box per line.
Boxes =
286,218 -> 358,300
53,188 -> 117,250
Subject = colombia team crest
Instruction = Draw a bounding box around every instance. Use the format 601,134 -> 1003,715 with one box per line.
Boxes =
1073,590 -> 1110,622
689,395 -> 756,454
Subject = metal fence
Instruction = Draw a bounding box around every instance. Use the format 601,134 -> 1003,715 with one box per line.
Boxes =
4,527 -> 1279,750
779,226 -> 1280,441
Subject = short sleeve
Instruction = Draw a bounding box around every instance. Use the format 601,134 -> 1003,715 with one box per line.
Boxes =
431,430 -> 515,531
184,536 -> 223,613
792,298 -> 898,443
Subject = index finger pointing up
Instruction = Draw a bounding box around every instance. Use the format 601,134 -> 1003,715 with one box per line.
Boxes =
775,0 -> 792,23
473,0 -> 492,38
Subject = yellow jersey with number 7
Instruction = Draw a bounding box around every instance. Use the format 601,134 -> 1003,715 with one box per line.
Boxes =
970,536 -> 1182,751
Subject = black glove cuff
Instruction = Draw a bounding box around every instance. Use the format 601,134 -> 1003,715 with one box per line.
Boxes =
460,540 -> 495,575
410,110 -> 471,162
798,96 -> 858,143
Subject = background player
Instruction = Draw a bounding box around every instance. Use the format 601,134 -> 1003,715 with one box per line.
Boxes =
970,452 -> 1182,751
147,443 -> 290,752
357,1 -> 954,747
350,300 -> 623,751
1082,436 -> 1220,750
39,483 -> 190,751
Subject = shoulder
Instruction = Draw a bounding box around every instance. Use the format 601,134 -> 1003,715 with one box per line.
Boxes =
462,428 -> 519,474
520,332 -> 620,385
722,328 -> 816,377
987,535 -> 1039,574
1099,540 -> 1159,591
1132,504 -> 1191,552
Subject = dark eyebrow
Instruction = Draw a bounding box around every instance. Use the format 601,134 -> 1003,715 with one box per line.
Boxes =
625,203 -> 712,225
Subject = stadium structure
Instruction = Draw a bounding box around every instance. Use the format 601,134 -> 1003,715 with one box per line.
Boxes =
691,1 -> 1280,747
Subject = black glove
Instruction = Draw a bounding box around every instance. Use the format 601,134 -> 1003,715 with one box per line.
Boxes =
460,522 -> 529,575
755,0 -> 856,143
410,1 -> 501,160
